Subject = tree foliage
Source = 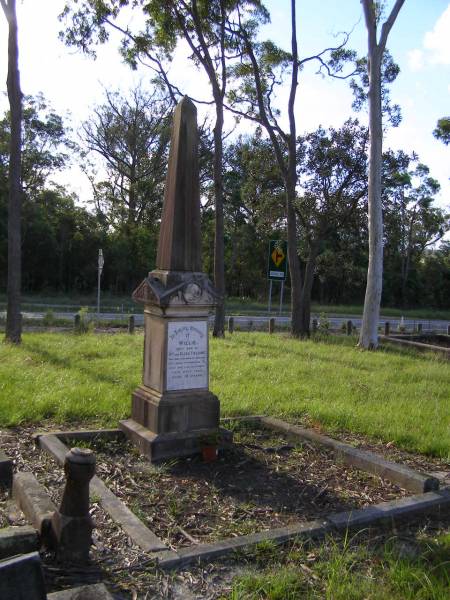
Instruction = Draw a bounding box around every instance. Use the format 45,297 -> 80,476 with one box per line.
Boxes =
81,85 -> 171,229
433,117 -> 450,146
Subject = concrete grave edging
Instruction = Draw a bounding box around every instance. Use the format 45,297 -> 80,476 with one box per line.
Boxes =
36,432 -> 167,554
379,334 -> 450,359
259,416 -> 440,494
12,472 -> 57,540
0,525 -> 39,560
157,488 -> 450,569
33,419 -> 450,571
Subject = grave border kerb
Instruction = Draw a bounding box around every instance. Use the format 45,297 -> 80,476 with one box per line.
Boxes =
33,416 -> 450,571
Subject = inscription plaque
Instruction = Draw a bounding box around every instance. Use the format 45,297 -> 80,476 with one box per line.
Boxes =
167,321 -> 208,391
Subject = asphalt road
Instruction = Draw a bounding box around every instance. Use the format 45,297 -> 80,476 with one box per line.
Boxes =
2,309 -> 448,333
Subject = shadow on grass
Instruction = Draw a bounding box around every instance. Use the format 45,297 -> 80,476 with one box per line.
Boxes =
24,338 -> 133,388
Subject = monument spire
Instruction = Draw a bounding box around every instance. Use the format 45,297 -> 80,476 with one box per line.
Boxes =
156,96 -> 201,272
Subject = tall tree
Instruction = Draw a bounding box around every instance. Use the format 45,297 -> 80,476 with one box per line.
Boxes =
1,0 -> 22,344
81,86 -> 171,229
297,119 -> 368,327
60,0 -> 264,337
228,0 -> 357,336
358,0 -> 405,349
382,150 -> 448,306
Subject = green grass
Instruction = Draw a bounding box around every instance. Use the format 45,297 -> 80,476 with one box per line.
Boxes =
0,331 -> 449,458
227,532 -> 450,599
212,333 -> 450,458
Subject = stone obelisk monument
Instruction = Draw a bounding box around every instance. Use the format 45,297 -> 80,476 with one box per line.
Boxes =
120,97 -> 231,462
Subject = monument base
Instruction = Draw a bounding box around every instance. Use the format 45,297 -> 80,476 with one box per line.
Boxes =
119,419 -> 232,462
120,384 -> 232,462
130,385 -> 220,433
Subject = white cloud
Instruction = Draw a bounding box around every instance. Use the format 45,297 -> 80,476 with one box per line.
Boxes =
423,5 -> 450,65
409,5 -> 450,70
407,49 -> 424,72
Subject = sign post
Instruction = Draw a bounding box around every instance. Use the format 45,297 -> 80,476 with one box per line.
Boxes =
97,249 -> 104,320
267,240 -> 287,314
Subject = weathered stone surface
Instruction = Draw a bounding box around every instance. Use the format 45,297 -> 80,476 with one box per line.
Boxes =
158,520 -> 330,569
120,419 -> 232,463
47,583 -> 115,599
130,386 -> 220,434
89,474 -> 167,552
156,96 -> 201,272
261,417 -> 440,494
133,271 -> 218,308
52,447 -> 96,563
0,525 -> 38,559
328,489 -> 450,530
38,433 -> 167,553
125,95 -> 231,462
12,471 -> 57,539
0,450 -> 13,489
0,551 -> 46,600
157,489 -> 450,570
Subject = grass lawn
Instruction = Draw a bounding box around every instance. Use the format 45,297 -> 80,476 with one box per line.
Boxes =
227,531 -> 450,599
0,331 -> 448,458
0,330 -> 449,598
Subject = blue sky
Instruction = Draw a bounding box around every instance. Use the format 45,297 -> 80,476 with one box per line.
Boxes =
0,1 -> 449,208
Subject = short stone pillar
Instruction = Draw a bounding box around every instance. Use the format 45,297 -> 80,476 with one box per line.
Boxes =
269,317 -> 275,334
51,448 -> 95,563
228,316 -> 234,334
128,315 -> 135,334
74,314 -> 80,331
384,322 -> 390,336
417,323 -> 422,333
346,320 -> 353,335
312,319 -> 318,334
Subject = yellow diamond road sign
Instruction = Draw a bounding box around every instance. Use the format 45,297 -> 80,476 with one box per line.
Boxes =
271,247 -> 285,268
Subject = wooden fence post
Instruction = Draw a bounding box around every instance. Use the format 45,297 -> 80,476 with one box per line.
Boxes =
228,317 -> 234,334
269,317 -> 275,334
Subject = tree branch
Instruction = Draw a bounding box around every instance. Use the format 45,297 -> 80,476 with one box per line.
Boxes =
379,0 -> 406,51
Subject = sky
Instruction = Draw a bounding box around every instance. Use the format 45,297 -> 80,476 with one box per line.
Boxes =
0,0 -> 449,210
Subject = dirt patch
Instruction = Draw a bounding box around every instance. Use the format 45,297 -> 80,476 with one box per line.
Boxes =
4,422 -> 414,548
1,421 -> 448,598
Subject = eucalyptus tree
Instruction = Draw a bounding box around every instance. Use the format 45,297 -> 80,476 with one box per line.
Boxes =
81,86 -> 171,230
358,0 -> 405,349
60,0 -> 265,337
0,96 -> 78,293
382,150 -> 448,307
297,119 -> 368,328
227,0 -> 357,336
1,0 -> 22,343
433,117 -> 450,145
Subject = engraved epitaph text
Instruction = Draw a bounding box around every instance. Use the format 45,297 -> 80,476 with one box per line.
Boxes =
166,321 -> 208,391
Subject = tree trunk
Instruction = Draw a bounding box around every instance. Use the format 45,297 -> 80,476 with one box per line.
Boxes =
285,179 -> 302,337
212,100 -> 225,337
358,48 -> 383,350
359,0 -> 405,349
299,241 -> 320,336
3,0 -> 23,344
